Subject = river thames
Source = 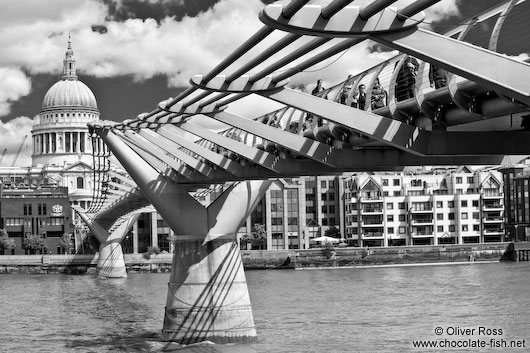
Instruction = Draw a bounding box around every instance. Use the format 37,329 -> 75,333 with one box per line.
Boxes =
1,262 -> 529,352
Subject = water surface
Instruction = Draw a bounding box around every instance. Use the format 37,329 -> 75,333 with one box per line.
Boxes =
1,262 -> 529,352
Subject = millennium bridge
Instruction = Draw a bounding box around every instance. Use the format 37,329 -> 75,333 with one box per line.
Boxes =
77,0 -> 530,344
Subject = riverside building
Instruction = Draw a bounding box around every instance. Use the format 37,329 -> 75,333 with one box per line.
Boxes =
0,182 -> 71,254
343,167 -> 505,247
500,162 -> 530,241
0,38 -> 99,253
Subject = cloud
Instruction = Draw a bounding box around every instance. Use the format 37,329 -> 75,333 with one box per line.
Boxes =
0,0 -> 265,87
0,116 -> 34,166
0,68 -> 31,117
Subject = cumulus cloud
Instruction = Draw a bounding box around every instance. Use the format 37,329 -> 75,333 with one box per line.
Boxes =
0,116 -> 34,166
0,0 -> 465,123
0,0 -> 462,88
0,0 -> 265,86
0,68 -> 31,117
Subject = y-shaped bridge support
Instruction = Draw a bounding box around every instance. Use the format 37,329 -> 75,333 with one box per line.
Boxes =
97,127 -> 271,344
76,210 -> 140,278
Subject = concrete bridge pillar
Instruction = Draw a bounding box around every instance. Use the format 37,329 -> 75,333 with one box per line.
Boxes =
98,128 -> 271,344
76,211 -> 140,278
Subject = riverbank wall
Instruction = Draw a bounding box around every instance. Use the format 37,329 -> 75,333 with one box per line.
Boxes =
0,242 -> 522,274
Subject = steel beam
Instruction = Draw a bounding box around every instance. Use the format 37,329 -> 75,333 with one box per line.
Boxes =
155,125 -> 248,176
371,27 -> 530,105
208,111 -> 338,167
176,121 -> 284,173
260,87 -> 530,155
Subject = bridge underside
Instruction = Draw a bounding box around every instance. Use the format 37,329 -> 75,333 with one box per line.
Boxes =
84,0 -> 530,344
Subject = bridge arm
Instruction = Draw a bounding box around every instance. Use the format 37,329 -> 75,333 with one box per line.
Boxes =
209,111 -> 337,167
154,125 -> 248,176
176,121 -> 284,173
371,27 -> 530,105
115,130 -> 201,182
259,87 -> 530,155
123,130 -> 217,178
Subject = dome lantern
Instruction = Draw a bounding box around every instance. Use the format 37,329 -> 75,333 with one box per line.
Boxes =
62,33 -> 77,80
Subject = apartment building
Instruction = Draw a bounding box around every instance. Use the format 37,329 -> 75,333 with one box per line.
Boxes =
343,167 -> 505,247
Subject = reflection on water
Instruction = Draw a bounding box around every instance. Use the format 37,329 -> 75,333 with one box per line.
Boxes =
0,262 -> 529,352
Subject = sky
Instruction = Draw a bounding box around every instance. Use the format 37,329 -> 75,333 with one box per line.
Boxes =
0,0 -> 508,166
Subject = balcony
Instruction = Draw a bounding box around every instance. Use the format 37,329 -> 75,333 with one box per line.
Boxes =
361,221 -> 384,227
482,203 -> 503,211
360,207 -> 383,214
361,232 -> 384,239
483,228 -> 504,235
360,197 -> 383,203
410,218 -> 434,226
482,192 -> 502,199
483,217 -> 504,223
411,231 -> 434,237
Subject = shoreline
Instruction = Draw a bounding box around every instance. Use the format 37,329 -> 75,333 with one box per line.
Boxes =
295,259 -> 501,270
0,242 -> 526,274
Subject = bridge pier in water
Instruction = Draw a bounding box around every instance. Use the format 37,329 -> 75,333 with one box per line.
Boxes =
97,128 -> 271,344
77,211 -> 140,278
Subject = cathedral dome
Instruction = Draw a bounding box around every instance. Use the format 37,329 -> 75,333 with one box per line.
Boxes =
41,79 -> 98,112
40,37 -> 99,113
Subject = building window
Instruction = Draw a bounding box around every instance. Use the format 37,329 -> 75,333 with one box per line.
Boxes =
387,203 -> 394,210
393,179 -> 400,186
321,193 -> 327,201
449,225 -> 455,232
472,200 -> 479,207
271,217 -> 283,225
398,226 -> 406,234
37,203 -> 47,216
448,201 -> 454,208
48,218 -> 65,226
436,201 -> 443,208
321,206 -> 327,213
437,213 -> 443,220
387,227 -> 394,234
461,212 -> 468,219
382,179 -> 388,186
399,214 -> 406,222
462,225 -> 468,232
23,203 -> 32,216
329,205 -> 335,214
328,193 -> 335,201
456,177 -> 462,184
76,177 -> 84,189
467,177 -> 474,183
461,200 -> 468,207
5,218 -> 23,226
321,180 -> 327,188
472,212 -> 479,219
473,224 -> 480,231
398,202 -> 406,209
449,213 -> 455,220
387,215 -> 394,222
437,226 -> 444,232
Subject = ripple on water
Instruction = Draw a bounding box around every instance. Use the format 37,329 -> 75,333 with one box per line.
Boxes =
1,263 -> 530,352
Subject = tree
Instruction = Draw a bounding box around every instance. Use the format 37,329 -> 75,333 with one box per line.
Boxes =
324,225 -> 341,239
0,229 -> 15,255
60,233 -> 73,254
23,234 -> 48,254
240,233 -> 251,250
252,224 -> 267,250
